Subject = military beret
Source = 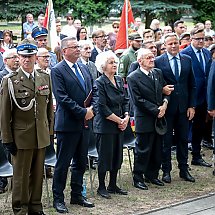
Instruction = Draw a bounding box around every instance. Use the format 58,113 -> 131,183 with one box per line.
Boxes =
32,26 -> 48,39
128,32 -> 142,41
17,38 -> 38,55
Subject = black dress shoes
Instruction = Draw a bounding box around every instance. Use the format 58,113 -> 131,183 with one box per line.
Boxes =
28,212 -> 46,215
97,188 -> 111,199
191,158 -> 212,167
162,172 -> 171,183
133,181 -> 148,190
145,178 -> 164,186
53,202 -> 68,213
70,196 -> 95,208
179,170 -> 195,182
107,186 -> 128,195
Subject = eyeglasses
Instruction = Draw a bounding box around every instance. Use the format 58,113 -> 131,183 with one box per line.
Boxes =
80,31 -> 87,34
143,56 -> 155,60
95,35 -> 107,39
192,37 -> 204,41
66,45 -> 80,49
113,26 -> 119,29
37,55 -> 50,59
67,18 -> 74,21
83,47 -> 91,50
6,55 -> 19,59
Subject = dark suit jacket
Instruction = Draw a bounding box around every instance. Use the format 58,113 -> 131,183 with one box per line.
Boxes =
127,68 -> 168,133
181,45 -> 212,106
77,58 -> 99,81
51,60 -> 93,132
155,53 -> 196,115
207,61 -> 215,110
89,47 -> 98,63
93,74 -> 129,134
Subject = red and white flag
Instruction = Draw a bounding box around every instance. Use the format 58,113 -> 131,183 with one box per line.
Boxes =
43,0 -> 58,51
115,0 -> 135,52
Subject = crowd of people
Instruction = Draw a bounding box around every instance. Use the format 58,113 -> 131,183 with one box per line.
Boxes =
0,12 -> 215,215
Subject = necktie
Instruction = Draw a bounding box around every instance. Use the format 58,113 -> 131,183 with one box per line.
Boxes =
148,71 -> 153,80
197,50 -> 205,72
173,56 -> 179,81
73,64 -> 85,90
29,73 -> 35,84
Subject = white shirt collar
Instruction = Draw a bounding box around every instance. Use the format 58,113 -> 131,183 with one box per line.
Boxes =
5,66 -> 15,74
140,67 -> 151,76
166,52 -> 180,60
21,67 -> 35,79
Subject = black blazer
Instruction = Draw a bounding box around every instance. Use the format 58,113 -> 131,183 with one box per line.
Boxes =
155,53 -> 196,114
89,48 -> 98,63
127,68 -> 168,133
51,60 -> 93,132
93,74 -> 129,134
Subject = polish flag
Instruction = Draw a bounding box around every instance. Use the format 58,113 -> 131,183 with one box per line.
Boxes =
115,0 -> 135,52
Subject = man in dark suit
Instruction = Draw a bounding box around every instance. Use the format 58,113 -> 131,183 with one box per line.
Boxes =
181,28 -> 212,167
89,29 -> 107,63
51,37 -> 95,213
0,48 -> 19,194
155,33 -> 196,183
127,48 -> 169,190
78,40 -> 99,81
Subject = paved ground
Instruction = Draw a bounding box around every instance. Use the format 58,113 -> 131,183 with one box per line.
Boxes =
138,193 -> 215,215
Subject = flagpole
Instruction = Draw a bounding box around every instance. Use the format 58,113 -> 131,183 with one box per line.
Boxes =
125,0 -> 128,48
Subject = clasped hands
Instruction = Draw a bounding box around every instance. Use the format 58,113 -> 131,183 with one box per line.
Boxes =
118,115 -> 129,131
158,102 -> 167,118
85,106 -> 94,120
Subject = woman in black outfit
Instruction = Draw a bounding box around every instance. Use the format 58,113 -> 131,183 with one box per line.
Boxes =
93,50 -> 129,199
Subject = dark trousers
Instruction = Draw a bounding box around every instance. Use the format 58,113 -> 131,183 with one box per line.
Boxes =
191,103 -> 207,160
162,111 -> 189,173
133,132 -> 162,180
52,130 -> 89,204
12,148 -> 45,215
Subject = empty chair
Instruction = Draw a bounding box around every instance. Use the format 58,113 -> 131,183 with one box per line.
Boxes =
87,131 -> 98,196
44,143 -> 57,207
123,123 -> 136,176
0,143 -> 13,202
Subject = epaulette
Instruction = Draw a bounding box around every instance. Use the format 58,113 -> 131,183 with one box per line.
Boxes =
35,68 -> 49,75
4,71 -> 18,79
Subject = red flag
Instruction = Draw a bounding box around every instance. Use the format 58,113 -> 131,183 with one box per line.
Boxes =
115,0 -> 135,52
43,0 -> 58,51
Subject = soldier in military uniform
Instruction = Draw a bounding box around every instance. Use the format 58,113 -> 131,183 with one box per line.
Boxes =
32,26 -> 58,68
0,39 -> 54,215
118,32 -> 142,84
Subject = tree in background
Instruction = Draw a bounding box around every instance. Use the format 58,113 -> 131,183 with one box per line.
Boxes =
55,0 -> 115,26
191,0 -> 215,28
0,0 -> 46,39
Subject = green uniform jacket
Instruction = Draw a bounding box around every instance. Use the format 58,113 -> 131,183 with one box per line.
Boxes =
0,68 -> 54,149
118,47 -> 137,79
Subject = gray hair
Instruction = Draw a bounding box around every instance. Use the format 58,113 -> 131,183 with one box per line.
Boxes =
78,40 -> 93,50
36,48 -> 49,56
2,48 -> 17,60
61,36 -> 76,50
137,48 -> 153,61
95,50 -> 118,73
